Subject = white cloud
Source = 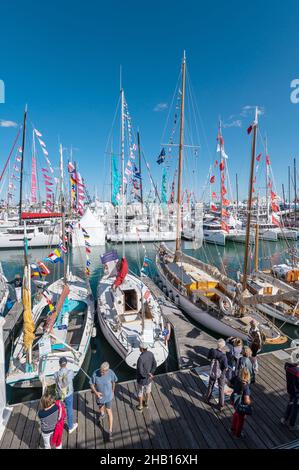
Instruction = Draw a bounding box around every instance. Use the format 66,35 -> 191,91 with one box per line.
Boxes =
153,102 -> 168,112
223,119 -> 242,128
0,120 -> 17,128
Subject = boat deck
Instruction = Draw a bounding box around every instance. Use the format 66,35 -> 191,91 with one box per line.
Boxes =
1,351 -> 299,449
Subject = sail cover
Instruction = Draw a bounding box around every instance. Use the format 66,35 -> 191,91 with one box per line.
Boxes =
23,265 -> 35,352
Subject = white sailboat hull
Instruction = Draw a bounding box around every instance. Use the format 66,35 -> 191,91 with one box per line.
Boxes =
6,274 -> 95,388
97,273 -> 169,369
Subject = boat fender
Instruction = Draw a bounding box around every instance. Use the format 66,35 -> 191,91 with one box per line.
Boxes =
91,326 -> 97,338
165,322 -> 171,343
219,296 -> 234,315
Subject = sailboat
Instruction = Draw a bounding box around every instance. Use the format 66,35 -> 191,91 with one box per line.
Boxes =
6,141 -> 95,388
156,54 -> 286,345
97,84 -> 169,369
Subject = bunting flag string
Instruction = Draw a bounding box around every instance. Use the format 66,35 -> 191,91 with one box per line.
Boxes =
82,227 -> 91,276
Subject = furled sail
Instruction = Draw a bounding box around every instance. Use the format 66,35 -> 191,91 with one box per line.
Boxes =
23,265 -> 35,352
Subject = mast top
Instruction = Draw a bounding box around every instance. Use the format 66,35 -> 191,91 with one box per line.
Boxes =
183,50 -> 186,63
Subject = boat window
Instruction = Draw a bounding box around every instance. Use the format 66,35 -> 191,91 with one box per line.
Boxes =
124,289 -> 138,312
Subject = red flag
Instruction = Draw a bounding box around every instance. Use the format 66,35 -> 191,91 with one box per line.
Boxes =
221,220 -> 230,233
247,125 -> 253,134
210,175 -> 215,184
217,133 -> 224,146
271,202 -> 279,212
266,155 -> 270,165
215,160 -> 219,166
219,160 -> 225,171
221,186 -> 227,197
221,208 -> 229,218
272,214 -> 280,226
210,203 -> 217,212
256,153 -> 261,161
212,191 -> 217,200
222,198 -> 230,206
271,191 -> 276,200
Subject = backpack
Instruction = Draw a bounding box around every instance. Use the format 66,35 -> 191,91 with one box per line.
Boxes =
210,358 -> 222,380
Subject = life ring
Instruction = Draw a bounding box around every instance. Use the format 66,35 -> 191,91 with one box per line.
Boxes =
219,296 -> 234,315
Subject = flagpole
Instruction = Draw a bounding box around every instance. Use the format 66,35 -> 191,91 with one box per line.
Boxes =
59,144 -> 67,284
137,130 -> 143,208
120,83 -> 125,258
242,107 -> 259,291
19,105 -> 28,225
174,51 -> 186,261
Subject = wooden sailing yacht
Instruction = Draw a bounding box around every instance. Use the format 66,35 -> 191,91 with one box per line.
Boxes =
97,83 -> 169,369
6,141 -> 95,388
156,54 -> 287,344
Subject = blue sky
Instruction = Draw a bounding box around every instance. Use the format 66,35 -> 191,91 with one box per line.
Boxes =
1,0 -> 299,202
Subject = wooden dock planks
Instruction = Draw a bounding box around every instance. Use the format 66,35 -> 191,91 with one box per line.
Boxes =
1,352 -> 299,449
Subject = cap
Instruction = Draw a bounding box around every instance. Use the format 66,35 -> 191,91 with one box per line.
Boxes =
140,342 -> 148,349
59,357 -> 67,366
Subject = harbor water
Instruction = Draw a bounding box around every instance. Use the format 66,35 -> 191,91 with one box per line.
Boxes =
2,238 -> 299,405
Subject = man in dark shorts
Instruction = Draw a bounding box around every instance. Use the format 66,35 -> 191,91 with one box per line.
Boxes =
90,362 -> 118,441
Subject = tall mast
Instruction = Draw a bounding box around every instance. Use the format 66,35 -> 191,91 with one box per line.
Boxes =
265,135 -> 270,223
242,106 -> 259,291
59,144 -> 67,284
288,165 -> 291,218
219,119 -> 223,225
254,196 -> 259,272
235,173 -> 239,218
137,130 -> 143,206
120,83 -> 125,258
174,51 -> 186,259
282,183 -> 286,209
19,105 -> 28,225
294,157 -> 297,226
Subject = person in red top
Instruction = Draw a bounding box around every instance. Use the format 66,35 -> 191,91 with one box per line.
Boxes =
112,257 -> 128,290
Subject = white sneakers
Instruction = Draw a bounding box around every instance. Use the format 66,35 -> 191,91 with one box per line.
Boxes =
68,423 -> 78,434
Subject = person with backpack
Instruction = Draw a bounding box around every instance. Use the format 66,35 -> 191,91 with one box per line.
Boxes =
247,319 -> 264,373
205,339 -> 228,411
230,368 -> 252,438
54,357 -> 78,434
226,338 -> 243,385
281,348 -> 299,431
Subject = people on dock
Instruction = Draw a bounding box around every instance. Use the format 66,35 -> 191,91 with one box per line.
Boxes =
90,362 -> 118,442
226,337 -> 243,384
205,339 -> 228,411
136,342 -> 157,412
281,348 -> 299,431
237,346 -> 255,384
230,368 -> 252,439
247,319 -> 264,373
7,274 -> 22,302
54,357 -> 78,434
38,391 -> 65,449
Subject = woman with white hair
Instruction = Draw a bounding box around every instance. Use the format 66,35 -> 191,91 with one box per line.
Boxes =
90,362 -> 118,442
